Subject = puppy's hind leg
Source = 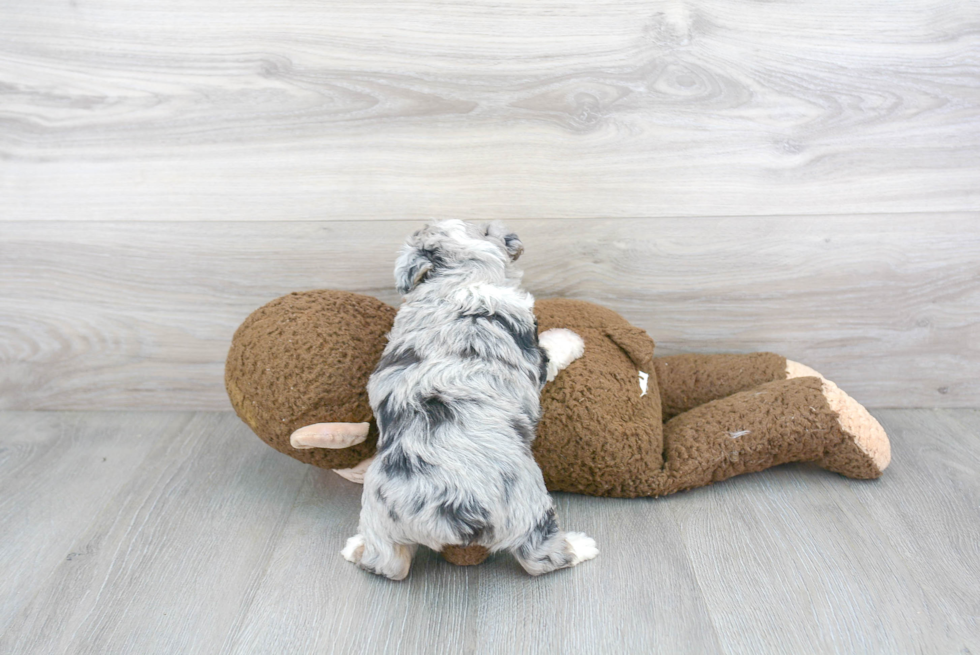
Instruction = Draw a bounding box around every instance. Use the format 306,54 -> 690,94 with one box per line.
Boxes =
342,532 -> 417,581
511,507 -> 598,576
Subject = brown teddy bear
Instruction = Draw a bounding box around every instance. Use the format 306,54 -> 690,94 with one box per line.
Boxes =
226,290 -> 890,565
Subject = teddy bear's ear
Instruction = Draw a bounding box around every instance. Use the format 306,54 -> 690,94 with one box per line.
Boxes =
605,325 -> 656,372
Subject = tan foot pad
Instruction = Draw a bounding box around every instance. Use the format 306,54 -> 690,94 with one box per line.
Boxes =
290,422 -> 370,450
785,359 -> 826,381
820,379 -> 891,475
787,360 -> 891,477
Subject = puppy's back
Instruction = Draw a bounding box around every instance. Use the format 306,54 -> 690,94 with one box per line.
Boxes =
364,284 -> 550,551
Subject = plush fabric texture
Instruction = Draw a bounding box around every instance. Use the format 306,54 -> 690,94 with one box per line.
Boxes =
226,290 -> 888,499
653,353 -> 788,421
533,299 -> 665,497
653,376 -> 882,496
440,545 -> 490,566
226,290 -> 890,567
225,290 -> 395,470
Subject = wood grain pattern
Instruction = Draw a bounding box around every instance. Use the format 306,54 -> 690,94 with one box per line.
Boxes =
668,409 -> 980,654
0,413 -> 309,655
1,410 -> 978,653
470,494 -> 722,653
233,479 -> 721,654
668,450 -> 931,651
1,0 -> 979,221
2,215 -> 977,410
847,409 -> 980,645
0,412 -> 188,637
226,467 -> 486,655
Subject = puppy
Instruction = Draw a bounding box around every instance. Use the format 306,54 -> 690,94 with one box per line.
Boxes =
341,219 -> 597,580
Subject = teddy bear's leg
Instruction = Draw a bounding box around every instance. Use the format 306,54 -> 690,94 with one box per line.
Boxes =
653,353 -> 789,421
784,362 -> 891,477
332,455 -> 375,484
654,376 -> 890,496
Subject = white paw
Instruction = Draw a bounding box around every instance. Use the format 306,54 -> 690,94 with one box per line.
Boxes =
539,328 -> 585,382
341,534 -> 366,563
565,532 -> 598,566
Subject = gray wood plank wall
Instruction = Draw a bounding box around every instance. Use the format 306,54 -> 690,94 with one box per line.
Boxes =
2,0 -> 979,410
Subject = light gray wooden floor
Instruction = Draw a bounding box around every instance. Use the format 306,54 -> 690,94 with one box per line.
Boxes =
1,410 -> 977,654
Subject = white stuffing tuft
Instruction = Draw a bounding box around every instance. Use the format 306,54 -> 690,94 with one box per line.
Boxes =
638,371 -> 649,397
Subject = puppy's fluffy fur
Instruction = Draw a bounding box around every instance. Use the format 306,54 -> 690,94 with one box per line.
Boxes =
342,219 -> 596,579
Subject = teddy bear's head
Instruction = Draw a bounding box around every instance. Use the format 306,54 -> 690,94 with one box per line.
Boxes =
225,290 -> 394,470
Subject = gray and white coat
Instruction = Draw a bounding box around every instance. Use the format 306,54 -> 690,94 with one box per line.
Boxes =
341,219 -> 597,579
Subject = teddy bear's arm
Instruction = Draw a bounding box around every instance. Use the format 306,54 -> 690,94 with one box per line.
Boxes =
290,422 -> 371,449
538,328 -> 585,382
290,423 -> 376,483
333,455 -> 376,483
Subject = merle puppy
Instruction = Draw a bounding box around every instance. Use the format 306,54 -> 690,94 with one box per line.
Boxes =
341,219 -> 597,580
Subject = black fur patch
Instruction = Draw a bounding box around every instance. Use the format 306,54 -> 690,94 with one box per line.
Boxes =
375,394 -> 398,453
511,418 -> 535,444
381,444 -> 433,479
538,347 -> 550,386
377,393 -> 455,452
375,347 -> 421,373
437,494 -> 493,543
488,314 -> 537,359
421,394 -> 456,427
518,507 -> 559,560
464,310 -> 539,362
420,246 -> 446,268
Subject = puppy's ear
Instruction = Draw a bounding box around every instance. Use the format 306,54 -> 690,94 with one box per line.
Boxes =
484,223 -> 524,261
394,243 -> 435,295
502,233 -> 524,261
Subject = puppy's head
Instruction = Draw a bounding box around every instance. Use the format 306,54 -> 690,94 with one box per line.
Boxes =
394,219 -> 524,294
